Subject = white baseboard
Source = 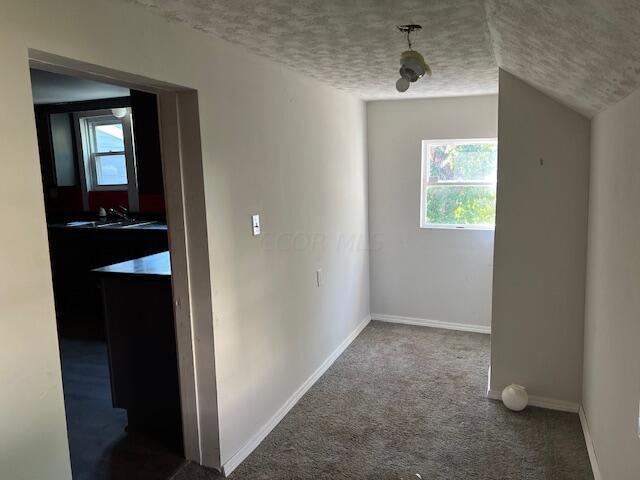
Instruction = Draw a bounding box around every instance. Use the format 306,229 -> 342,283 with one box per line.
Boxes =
579,407 -> 602,480
221,314 -> 372,476
486,389 -> 580,413
372,313 -> 490,334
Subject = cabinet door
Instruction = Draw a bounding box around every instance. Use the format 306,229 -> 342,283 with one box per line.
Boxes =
99,276 -> 181,438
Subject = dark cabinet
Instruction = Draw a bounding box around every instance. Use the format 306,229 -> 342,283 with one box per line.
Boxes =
94,252 -> 182,454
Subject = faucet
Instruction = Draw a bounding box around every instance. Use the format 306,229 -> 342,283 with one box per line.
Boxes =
107,206 -> 130,220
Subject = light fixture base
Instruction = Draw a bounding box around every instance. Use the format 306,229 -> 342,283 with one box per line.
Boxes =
397,24 -> 422,34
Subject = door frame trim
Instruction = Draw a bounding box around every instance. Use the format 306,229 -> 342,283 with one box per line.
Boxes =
28,49 -> 220,469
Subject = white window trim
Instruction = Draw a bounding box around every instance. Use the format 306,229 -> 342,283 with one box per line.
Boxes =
74,109 -> 139,211
420,138 -> 497,231
86,117 -> 127,191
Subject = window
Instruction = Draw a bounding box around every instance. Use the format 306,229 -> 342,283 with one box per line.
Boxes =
420,139 -> 497,229
81,114 -> 131,189
75,109 -> 137,195
90,120 -> 128,186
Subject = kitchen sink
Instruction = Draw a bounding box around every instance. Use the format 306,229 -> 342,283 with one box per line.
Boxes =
56,220 -> 159,229
62,220 -> 119,228
95,221 -> 122,228
119,221 -> 156,228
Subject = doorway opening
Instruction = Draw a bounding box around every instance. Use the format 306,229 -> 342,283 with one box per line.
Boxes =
28,51 -> 219,478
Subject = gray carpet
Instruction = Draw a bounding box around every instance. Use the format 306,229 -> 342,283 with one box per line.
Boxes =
172,321 -> 592,479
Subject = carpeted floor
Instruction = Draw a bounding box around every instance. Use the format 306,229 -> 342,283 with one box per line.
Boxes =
172,321 -> 593,479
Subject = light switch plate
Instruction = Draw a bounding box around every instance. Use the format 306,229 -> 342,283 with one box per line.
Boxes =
252,214 -> 261,236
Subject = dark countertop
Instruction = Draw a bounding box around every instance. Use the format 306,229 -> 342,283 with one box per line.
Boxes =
93,251 -> 171,277
49,220 -> 168,231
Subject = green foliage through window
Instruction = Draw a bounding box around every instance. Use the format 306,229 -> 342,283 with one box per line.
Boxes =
423,141 -> 497,227
425,186 -> 496,225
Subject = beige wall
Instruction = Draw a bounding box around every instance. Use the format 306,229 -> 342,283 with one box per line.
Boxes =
0,27 -> 72,480
367,96 -> 498,329
583,85 -> 640,480
0,0 -> 370,477
491,70 -> 590,403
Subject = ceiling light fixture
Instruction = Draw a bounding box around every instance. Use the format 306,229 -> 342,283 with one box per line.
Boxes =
395,24 -> 431,93
111,107 -> 128,119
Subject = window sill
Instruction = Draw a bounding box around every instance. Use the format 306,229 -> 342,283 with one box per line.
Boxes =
90,186 -> 129,192
420,224 -> 495,231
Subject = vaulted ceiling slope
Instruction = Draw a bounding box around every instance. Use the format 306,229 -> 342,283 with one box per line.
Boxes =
127,0 -> 640,117
486,0 -> 640,117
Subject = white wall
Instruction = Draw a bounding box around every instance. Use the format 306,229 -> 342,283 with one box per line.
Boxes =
367,96 -> 497,330
491,70 -> 590,403
582,85 -> 640,480
0,0 -> 370,477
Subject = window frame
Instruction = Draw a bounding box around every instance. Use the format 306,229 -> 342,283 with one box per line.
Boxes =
74,109 -> 139,211
87,117 -> 128,188
93,151 -> 128,187
420,138 -> 497,231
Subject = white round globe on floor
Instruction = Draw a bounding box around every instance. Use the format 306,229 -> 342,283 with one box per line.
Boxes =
502,384 -> 528,411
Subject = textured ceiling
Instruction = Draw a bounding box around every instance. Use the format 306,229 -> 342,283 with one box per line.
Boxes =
126,0 -> 640,116
486,0 -> 640,116
127,0 -> 498,100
